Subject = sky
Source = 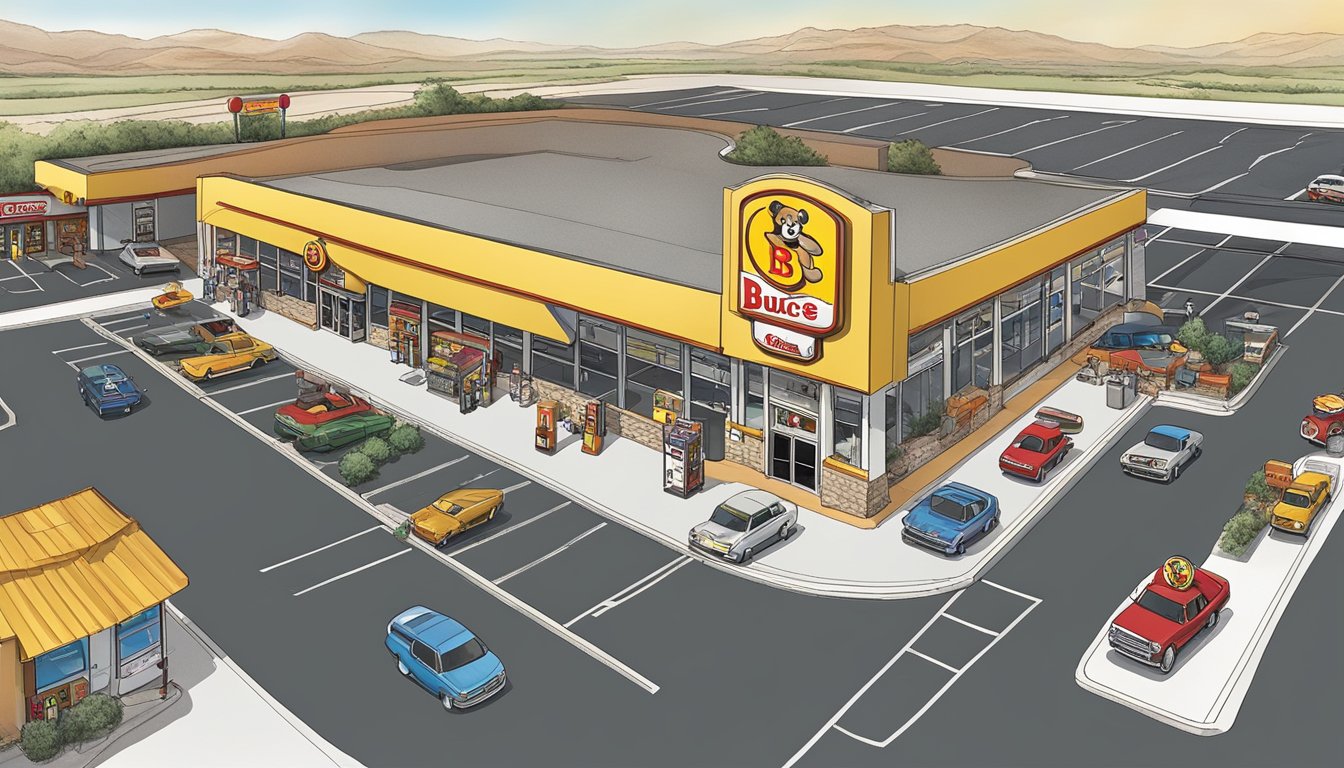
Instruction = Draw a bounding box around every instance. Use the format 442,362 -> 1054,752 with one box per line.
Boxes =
3,0 -> 1340,48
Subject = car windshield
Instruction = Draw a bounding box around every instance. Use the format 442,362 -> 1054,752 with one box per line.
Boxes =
1143,432 -> 1182,452
432,501 -> 465,516
1136,589 -> 1186,624
1015,435 -> 1046,453
709,503 -> 752,532
1281,491 -> 1312,508
439,637 -> 488,671
1133,332 -> 1172,348
930,493 -> 975,522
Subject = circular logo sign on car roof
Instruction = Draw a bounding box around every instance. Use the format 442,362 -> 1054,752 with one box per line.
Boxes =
1162,556 -> 1195,590
303,239 -> 328,273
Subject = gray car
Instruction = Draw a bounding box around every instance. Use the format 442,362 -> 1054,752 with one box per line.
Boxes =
118,241 -> 181,276
1120,425 -> 1204,483
689,489 -> 798,563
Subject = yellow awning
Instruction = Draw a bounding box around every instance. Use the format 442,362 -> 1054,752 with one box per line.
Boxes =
0,488 -> 189,661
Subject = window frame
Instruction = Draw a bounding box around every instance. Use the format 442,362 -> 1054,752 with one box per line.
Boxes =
34,638 -> 89,691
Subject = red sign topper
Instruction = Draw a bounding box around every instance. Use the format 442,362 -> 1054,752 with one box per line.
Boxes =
0,200 -> 49,218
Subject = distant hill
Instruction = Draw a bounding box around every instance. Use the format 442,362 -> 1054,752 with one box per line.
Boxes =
1,19 -> 1340,75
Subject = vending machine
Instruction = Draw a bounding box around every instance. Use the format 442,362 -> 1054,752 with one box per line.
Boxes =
536,400 -> 559,453
663,418 -> 704,497
581,400 -> 606,455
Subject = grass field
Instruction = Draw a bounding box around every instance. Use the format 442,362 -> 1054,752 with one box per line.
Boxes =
1,59 -> 1342,115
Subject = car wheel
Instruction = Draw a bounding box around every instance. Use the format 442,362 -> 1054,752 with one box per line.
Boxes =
1034,466 -> 1044,483
397,659 -> 409,676
955,541 -> 966,556
124,405 -> 133,414
742,547 -> 754,563
203,368 -> 214,380
437,534 -> 451,548
1206,609 -> 1219,630
251,358 -> 264,369
133,266 -> 142,275
440,693 -> 454,711
1158,645 -> 1177,675
1173,463 -> 1182,481
779,523 -> 791,541
1193,446 -> 1203,459
987,515 -> 999,533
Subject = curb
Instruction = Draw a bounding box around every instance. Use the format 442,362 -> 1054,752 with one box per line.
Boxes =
80,318 -> 660,696
0,686 -> 184,768
0,278 -> 204,334
1154,344 -> 1287,417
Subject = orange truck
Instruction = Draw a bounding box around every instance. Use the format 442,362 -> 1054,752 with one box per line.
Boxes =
1264,458 -> 1337,537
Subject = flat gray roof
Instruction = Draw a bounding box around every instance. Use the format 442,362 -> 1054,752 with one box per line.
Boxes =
52,143 -> 244,174
246,121 -> 1122,293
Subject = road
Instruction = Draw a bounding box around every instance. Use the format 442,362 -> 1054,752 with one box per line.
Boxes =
568,85 -> 1344,208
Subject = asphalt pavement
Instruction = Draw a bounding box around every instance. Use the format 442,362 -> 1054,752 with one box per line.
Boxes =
0,249 -> 190,315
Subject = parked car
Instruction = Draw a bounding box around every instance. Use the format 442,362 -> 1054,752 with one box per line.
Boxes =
1269,462 -> 1335,536
1120,425 -> 1203,483
117,242 -> 181,276
385,606 -> 506,711
134,318 -> 236,356
410,488 -> 504,547
688,489 -> 798,563
76,363 -> 144,416
1108,557 -> 1230,675
1093,322 -> 1180,352
178,333 -> 277,381
1299,393 -> 1344,446
999,419 -> 1073,482
276,409 -> 394,452
1305,174 -> 1344,204
901,482 -> 999,556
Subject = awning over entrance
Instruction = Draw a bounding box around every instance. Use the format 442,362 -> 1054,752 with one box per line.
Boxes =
0,488 -> 189,661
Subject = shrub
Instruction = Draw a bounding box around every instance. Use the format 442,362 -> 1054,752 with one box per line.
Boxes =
905,400 -> 946,440
58,693 -> 123,745
1228,361 -> 1259,396
1217,503 -> 1268,557
19,719 -> 60,762
724,125 -> 827,166
388,423 -> 425,455
1176,317 -> 1210,352
359,436 -> 393,465
887,139 -> 942,175
1202,333 -> 1237,367
339,451 -> 378,486
1244,469 -> 1276,506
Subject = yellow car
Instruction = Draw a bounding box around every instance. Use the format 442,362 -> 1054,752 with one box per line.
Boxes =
1270,470 -> 1333,536
178,333 -> 278,381
410,488 -> 504,547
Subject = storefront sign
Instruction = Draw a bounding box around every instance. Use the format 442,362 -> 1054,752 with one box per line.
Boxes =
241,98 -> 281,116
1161,556 -> 1195,590
120,648 -> 162,678
1,198 -> 49,218
738,191 -> 846,362
302,239 -> 329,273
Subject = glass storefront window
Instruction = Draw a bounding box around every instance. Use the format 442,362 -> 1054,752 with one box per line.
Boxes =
903,323 -> 945,441
493,322 -> 523,377
257,242 -> 278,292
745,363 -> 765,430
118,605 -> 162,663
1001,277 -> 1045,384
885,386 -> 901,464
278,249 -> 304,300
462,313 -> 490,341
532,335 -> 576,387
578,316 -> 619,402
35,638 -> 88,690
1047,266 -> 1066,352
369,285 -> 389,327
624,327 -> 682,419
1072,249 -> 1106,325
689,348 -> 731,420
427,303 -> 457,329
238,236 -> 258,257
953,301 -> 994,393
769,368 -> 820,413
1101,237 -> 1126,311
831,387 -> 864,467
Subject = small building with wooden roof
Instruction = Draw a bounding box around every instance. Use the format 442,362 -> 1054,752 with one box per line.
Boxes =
0,488 -> 188,738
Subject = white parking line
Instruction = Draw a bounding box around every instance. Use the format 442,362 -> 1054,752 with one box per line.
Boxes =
5,260 -> 43,292
896,107 -> 999,135
500,480 -> 532,494
564,555 -> 694,628
1199,243 -> 1286,316
494,522 -> 606,585
907,648 -> 959,674
1148,234 -> 1233,286
101,315 -> 149,327
1141,225 -> 1174,246
115,323 -> 149,332
86,261 -> 118,281
361,455 -> 469,498
450,501 -> 571,557
51,342 -> 109,354
940,612 -> 999,637
953,115 -> 1067,146
204,371 -> 293,395
1124,145 -> 1221,183
631,89 -> 743,108
1148,283 -> 1344,317
1014,120 -> 1133,154
1284,188 -> 1306,201
783,101 -> 900,128
1199,173 -> 1248,194
260,526 -> 383,572
293,549 -> 411,596
660,92 -> 757,110
237,397 -> 295,416
698,107 -> 770,118
1286,272 -> 1344,338
1249,133 -> 1311,169
63,349 -> 131,366
1073,130 -> 1184,171
840,110 -> 929,134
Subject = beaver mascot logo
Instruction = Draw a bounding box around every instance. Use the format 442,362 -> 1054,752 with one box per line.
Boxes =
763,200 -> 824,287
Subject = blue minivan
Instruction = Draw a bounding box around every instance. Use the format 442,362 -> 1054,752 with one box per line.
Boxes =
385,606 -> 506,711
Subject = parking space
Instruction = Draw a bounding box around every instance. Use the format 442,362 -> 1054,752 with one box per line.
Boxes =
1149,245 -> 1265,296
1235,256 -> 1344,307
0,249 -> 194,315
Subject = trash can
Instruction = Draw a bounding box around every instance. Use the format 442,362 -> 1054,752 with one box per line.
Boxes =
1328,433 -> 1344,458
695,406 -> 727,462
1106,373 -> 1136,409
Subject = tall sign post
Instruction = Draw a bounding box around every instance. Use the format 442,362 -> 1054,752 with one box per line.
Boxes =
225,94 -> 292,141
226,96 -> 243,142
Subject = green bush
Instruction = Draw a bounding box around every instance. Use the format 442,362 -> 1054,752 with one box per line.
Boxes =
905,400 -> 946,440
724,125 -> 827,166
1228,361 -> 1259,396
1176,317 -> 1210,352
886,139 -> 942,175
1202,333 -> 1237,367
19,719 -> 61,762
339,451 -> 378,487
1218,503 -> 1268,557
1244,469 -> 1276,505
388,423 -> 425,455
359,436 -> 393,465
57,693 -> 123,745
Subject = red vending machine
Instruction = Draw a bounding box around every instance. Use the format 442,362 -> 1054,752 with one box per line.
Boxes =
663,419 -> 704,497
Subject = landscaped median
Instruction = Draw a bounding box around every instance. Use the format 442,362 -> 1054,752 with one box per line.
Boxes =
1074,451 -> 1344,735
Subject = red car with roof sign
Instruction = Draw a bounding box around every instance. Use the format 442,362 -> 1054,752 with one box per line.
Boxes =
998,419 -> 1072,482
1108,556 -> 1230,675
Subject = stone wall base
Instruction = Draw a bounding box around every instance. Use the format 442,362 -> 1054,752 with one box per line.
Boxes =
820,464 -> 888,519
260,291 -> 317,328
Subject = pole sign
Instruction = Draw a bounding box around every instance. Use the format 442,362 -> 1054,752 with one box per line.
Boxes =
737,190 -> 847,363
226,94 -> 292,140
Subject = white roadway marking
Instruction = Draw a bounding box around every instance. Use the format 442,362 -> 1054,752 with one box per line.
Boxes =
1285,272 -> 1344,338
236,397 -> 295,416
564,555 -> 694,628
953,115 -> 1068,146
63,348 -> 131,367
101,315 -> 149,327
51,342 -> 109,355
494,522 -> 606,585
1249,133 -> 1312,169
260,526 -> 383,573
1014,120 -> 1134,154
361,455 -> 469,498
631,89 -> 743,108
1199,242 -> 1287,317
5,259 -> 43,293
500,480 -> 532,494
895,107 -> 999,135
1147,283 -> 1344,317
292,549 -> 411,596
907,648 -> 959,674
1148,234 -> 1233,286
783,101 -> 901,128
1220,126 -> 1248,143
1072,130 -> 1184,171
0,395 -> 14,433
1123,145 -> 1222,183
658,92 -> 758,110
203,371 -> 293,395
449,501 -> 571,557
1199,133 -> 1315,194
841,110 -> 929,134
697,107 -> 770,118
940,612 -> 999,637
86,261 -> 118,281
1284,188 -> 1306,201
115,323 -> 149,332
1141,225 -> 1174,246
1199,173 -> 1248,194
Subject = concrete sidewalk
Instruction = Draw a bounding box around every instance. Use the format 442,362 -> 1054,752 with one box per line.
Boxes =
218,303 -> 1149,599
0,278 -> 204,332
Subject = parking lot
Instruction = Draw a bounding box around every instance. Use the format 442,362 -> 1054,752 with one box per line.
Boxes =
0,247 -> 193,315
572,86 -> 1344,202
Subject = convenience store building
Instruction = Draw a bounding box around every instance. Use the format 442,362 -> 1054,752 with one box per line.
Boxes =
36,111 -> 1147,521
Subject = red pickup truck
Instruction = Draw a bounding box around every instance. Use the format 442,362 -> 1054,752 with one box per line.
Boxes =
1108,557 -> 1230,675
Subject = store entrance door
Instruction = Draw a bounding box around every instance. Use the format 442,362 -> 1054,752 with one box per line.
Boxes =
3,226 -> 20,260
770,429 -> 818,491
319,289 -> 367,343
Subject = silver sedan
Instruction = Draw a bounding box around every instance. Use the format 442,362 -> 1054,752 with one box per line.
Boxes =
689,489 -> 798,563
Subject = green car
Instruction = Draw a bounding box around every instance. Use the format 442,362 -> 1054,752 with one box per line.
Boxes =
274,400 -> 395,452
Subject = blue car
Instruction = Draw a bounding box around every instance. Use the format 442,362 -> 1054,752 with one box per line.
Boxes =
901,482 -> 1000,556
385,606 -> 506,711
76,364 -> 144,416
